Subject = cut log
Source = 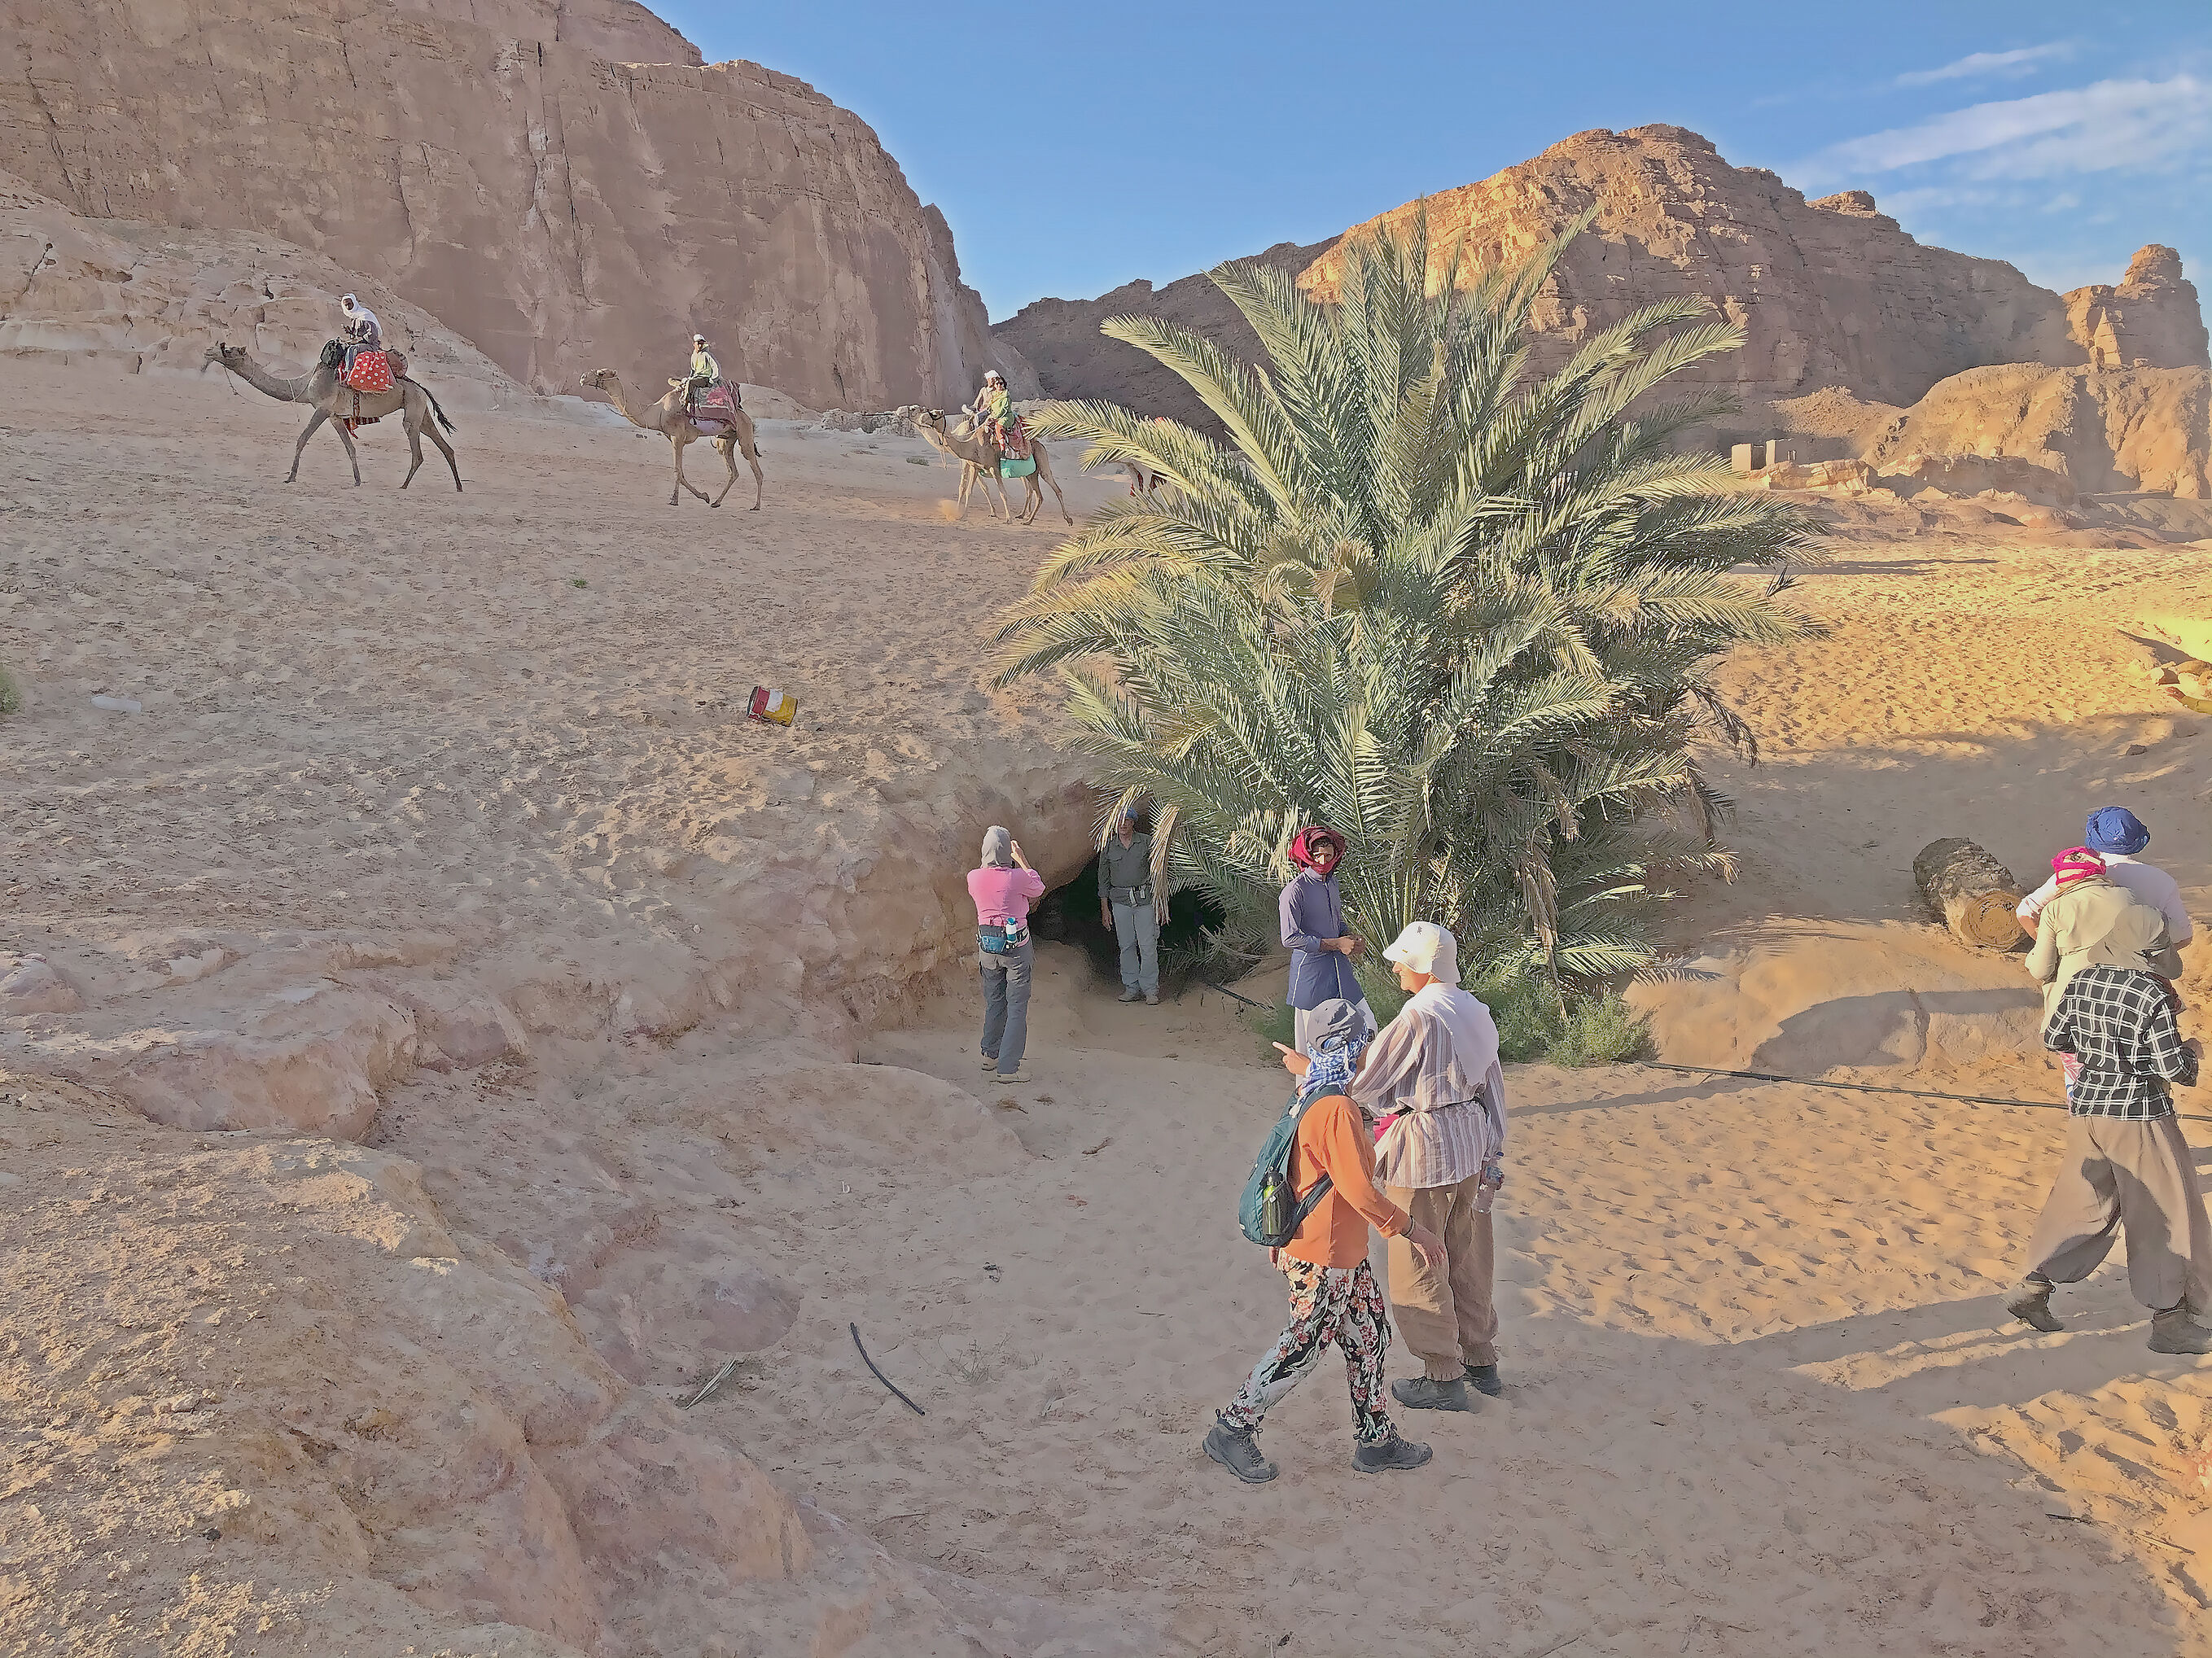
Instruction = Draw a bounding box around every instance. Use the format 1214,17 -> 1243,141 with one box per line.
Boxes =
1913,837 -> 2026,948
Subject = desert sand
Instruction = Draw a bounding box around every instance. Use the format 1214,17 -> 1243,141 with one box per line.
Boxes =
6,356 -> 2212,1658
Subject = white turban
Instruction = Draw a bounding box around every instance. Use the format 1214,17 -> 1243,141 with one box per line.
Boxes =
1383,921 -> 1459,985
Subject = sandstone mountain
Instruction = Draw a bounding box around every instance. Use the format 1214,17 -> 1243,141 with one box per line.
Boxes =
2064,244 -> 2211,374
0,0 -> 1022,409
994,125 -> 2206,474
0,169 -> 533,405
992,237 -> 1337,435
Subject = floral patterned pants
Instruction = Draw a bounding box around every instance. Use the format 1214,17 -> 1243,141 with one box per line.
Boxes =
1219,1257 -> 1398,1446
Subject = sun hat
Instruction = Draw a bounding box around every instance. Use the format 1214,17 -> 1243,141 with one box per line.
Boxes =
2084,806 -> 2150,855
2052,846 -> 2105,887
1382,921 -> 1461,986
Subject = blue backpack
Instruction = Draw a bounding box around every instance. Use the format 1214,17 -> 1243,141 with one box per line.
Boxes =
1237,1092 -> 1335,1248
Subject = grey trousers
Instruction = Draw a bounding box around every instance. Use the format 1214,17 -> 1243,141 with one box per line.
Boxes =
1111,899 -> 1159,996
979,939 -> 1034,1073
2023,1113 -> 2212,1314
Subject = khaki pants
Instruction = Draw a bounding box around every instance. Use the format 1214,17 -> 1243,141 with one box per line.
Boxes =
1382,1174 -> 1497,1378
2023,1113 -> 2212,1314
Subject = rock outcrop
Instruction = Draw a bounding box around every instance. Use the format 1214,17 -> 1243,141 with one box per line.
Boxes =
0,0 -> 999,409
1298,126 -> 2086,410
0,169 -> 529,403
992,237 -> 1338,436
2065,245 -> 2211,372
1864,363 -> 2211,500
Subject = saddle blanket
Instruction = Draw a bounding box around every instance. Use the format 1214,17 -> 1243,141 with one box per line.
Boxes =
689,382 -> 741,423
344,350 -> 395,393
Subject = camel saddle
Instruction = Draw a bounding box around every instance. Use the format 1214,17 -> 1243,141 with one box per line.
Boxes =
344,349 -> 396,393
684,378 -> 742,431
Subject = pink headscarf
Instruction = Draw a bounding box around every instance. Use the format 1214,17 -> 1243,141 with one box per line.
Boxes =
2052,846 -> 2105,887
1289,826 -> 1346,873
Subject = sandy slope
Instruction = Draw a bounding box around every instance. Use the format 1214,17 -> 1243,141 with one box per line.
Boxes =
4,357 -> 2212,1655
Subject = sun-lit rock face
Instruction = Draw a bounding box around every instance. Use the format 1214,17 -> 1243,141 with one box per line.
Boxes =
2065,244 -> 2212,374
0,0 -> 1003,409
1298,125 -> 2089,409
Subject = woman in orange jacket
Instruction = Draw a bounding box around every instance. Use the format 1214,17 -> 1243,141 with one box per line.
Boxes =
1204,999 -> 1448,1484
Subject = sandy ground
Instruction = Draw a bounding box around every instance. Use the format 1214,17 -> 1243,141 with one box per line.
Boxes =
5,357 -> 2212,1656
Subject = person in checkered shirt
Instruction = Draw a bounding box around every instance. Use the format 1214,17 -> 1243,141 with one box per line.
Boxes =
2005,960 -> 2212,1354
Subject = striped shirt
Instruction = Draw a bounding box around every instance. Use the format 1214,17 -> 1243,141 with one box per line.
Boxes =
2043,965 -> 2198,1119
1351,983 -> 1507,1188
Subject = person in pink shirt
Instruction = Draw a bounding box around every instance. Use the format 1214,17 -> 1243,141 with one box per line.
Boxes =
969,825 -> 1044,1083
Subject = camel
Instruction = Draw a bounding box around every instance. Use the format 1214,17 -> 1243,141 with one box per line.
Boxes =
909,408 -> 1071,527
580,370 -> 764,510
204,342 -> 462,490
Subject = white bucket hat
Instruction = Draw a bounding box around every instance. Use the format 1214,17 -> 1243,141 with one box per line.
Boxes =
1383,921 -> 1459,985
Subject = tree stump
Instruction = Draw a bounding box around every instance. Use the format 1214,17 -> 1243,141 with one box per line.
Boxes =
1913,838 -> 2026,948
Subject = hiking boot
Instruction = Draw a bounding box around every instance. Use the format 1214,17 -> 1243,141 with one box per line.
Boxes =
980,1055 -> 998,1072
1351,1435 -> 1433,1474
1118,987 -> 1142,1003
995,1068 -> 1029,1085
2148,1307 -> 2212,1355
1391,1376 -> 1474,1412
1145,994 -> 1159,1005
2004,1278 -> 2064,1333
1203,1420 -> 1277,1484
1465,1363 -> 1505,1398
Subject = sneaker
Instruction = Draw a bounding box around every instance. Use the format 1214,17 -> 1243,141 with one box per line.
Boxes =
1203,1420 -> 1277,1484
1351,1435 -> 1433,1474
2148,1307 -> 2212,1354
1391,1376 -> 1474,1412
2004,1278 -> 2063,1333
1118,987 -> 1142,1002
1465,1363 -> 1504,1398
1144,994 -> 1159,1005
980,1056 -> 998,1072
995,1068 -> 1029,1084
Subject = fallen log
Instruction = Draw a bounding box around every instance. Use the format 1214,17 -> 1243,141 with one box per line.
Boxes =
1913,838 -> 2026,948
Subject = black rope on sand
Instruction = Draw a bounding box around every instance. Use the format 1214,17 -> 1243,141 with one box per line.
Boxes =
1644,1061 -> 2212,1126
851,1322 -> 926,1415
1205,981 -> 1267,1010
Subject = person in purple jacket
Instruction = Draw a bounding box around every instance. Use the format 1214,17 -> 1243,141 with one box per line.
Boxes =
1281,826 -> 1373,1052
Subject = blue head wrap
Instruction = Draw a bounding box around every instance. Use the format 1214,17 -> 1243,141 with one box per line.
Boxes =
2084,806 -> 2150,855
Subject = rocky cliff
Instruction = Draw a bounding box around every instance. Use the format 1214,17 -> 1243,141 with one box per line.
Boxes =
998,126 -> 2211,453
2064,245 -> 2211,374
992,237 -> 1338,435
0,0 -> 997,409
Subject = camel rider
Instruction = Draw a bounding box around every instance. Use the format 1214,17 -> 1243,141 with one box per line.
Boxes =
686,333 -> 730,415
972,370 -> 1014,445
338,294 -> 381,378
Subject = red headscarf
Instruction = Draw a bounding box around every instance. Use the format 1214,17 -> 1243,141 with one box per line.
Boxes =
1289,826 -> 1346,873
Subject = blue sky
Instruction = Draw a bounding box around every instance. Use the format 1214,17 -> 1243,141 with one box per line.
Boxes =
653,2 -> 2210,322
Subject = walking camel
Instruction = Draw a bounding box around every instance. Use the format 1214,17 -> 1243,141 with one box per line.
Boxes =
580,370 -> 764,510
908,408 -> 1072,526
204,342 -> 462,489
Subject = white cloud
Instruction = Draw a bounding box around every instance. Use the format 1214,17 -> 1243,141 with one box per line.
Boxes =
1895,43 -> 2072,88
1809,75 -> 2212,182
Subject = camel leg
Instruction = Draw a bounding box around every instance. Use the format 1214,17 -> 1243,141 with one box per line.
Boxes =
334,418 -> 362,485
708,435 -> 738,508
401,410 -> 427,489
1020,475 -> 1043,526
977,465 -> 1010,521
288,408 -> 331,483
670,435 -> 711,505
742,440 -> 764,511
428,418 -> 463,492
1040,458 -> 1072,526
954,462 -> 975,520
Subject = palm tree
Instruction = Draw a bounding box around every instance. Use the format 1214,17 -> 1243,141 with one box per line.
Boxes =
992,212 -> 1811,991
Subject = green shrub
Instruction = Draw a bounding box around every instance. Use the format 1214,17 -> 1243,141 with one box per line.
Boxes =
1242,998 -> 1295,1062
0,664 -> 19,718
1472,968 -> 1653,1066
